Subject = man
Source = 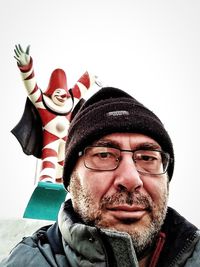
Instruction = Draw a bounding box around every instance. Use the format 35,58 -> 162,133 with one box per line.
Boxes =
1,87 -> 200,266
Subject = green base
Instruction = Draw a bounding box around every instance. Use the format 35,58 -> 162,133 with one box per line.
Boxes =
23,182 -> 67,221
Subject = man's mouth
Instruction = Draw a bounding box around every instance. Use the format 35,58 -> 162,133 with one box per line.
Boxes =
106,205 -> 148,221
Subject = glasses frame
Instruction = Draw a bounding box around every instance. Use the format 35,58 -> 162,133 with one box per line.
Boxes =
79,145 -> 172,175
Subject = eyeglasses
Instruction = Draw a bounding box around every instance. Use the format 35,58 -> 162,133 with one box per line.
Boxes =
78,146 -> 171,175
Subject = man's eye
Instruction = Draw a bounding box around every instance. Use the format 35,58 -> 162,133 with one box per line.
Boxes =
137,155 -> 157,161
98,152 -> 110,158
92,152 -> 116,160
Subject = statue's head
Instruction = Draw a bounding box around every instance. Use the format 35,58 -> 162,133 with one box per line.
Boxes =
44,69 -> 70,106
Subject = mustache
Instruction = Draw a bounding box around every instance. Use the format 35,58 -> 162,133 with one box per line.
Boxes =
100,191 -> 153,211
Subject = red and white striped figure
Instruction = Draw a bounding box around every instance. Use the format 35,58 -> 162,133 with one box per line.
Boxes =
14,45 -> 96,183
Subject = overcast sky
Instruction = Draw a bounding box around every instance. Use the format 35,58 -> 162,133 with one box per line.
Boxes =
0,0 -> 200,227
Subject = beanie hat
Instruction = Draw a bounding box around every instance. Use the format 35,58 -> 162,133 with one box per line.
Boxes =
44,68 -> 69,97
63,87 -> 174,189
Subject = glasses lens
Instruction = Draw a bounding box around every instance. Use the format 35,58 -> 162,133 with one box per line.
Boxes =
84,147 -> 120,170
83,147 -> 170,174
134,150 -> 169,175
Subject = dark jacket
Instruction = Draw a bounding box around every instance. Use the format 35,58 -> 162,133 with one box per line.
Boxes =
1,200 -> 200,267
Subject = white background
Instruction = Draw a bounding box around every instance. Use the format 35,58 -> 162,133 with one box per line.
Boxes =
0,0 -> 199,227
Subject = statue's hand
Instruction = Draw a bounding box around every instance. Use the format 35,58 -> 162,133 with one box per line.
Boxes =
14,44 -> 31,66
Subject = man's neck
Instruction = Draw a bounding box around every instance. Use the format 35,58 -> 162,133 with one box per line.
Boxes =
138,232 -> 166,267
139,254 -> 151,267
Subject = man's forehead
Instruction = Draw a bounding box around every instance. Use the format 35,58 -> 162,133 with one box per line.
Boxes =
92,133 -> 161,149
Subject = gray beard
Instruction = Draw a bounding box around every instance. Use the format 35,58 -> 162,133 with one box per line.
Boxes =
69,171 -> 168,256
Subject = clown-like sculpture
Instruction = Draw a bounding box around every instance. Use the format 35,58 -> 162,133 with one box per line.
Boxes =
13,44 -> 97,184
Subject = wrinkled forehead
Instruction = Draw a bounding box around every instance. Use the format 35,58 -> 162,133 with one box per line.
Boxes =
92,132 -> 161,150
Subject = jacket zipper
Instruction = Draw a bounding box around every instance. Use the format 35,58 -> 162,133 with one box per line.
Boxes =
168,231 -> 198,267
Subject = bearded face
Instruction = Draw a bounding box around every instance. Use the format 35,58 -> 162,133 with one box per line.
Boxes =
69,171 -> 168,255
68,133 -> 169,255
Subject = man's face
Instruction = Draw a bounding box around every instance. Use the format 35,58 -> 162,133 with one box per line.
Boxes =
69,133 -> 169,254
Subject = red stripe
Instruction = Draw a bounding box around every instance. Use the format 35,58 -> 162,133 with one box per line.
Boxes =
30,85 -> 39,95
71,84 -> 81,98
42,148 -> 58,159
38,109 -> 56,124
35,94 -> 43,103
42,130 -> 59,147
78,71 -> 90,89
62,135 -> 68,141
42,161 -> 55,169
149,232 -> 166,267
24,71 -> 35,80
19,57 -> 33,72
58,160 -> 64,166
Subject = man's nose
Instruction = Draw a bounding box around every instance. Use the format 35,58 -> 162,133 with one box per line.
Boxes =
113,154 -> 143,192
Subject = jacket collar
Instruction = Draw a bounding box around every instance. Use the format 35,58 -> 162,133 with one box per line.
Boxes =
157,207 -> 199,266
58,200 -> 139,266
58,200 -> 199,267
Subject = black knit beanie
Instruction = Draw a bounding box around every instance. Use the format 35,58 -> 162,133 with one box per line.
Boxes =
63,87 -> 174,189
